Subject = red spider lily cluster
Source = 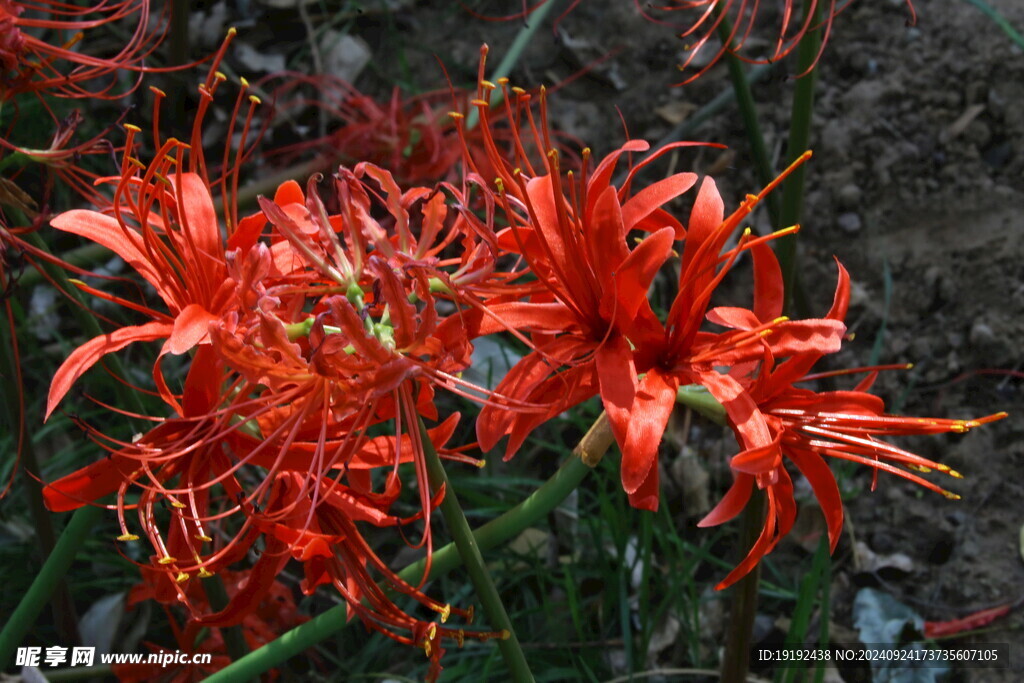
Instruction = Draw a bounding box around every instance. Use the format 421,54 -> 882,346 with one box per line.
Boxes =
34,34 -> 1003,680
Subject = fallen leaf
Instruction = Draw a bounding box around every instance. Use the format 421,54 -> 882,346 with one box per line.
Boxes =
654,101 -> 697,125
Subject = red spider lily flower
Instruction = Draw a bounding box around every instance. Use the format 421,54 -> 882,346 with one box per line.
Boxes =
0,0 -> 170,100
695,242 -> 1006,589
451,57 -> 717,465
639,0 -> 917,84
43,35 -> 263,418
459,70 -> 843,512
598,153 -> 847,511
472,1 -> 916,84
174,167 -> 515,671
260,71 -> 576,189
262,75 -> 465,186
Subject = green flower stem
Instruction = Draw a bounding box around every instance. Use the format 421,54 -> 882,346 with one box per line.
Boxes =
777,0 -> 823,314
720,489 -> 766,683
466,0 -> 560,130
716,14 -> 781,229
675,384 -> 727,426
203,414 -> 615,683
419,418 -> 533,682
0,504 -> 102,669
0,311 -> 80,647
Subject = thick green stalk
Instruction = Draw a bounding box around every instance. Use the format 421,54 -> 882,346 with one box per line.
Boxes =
419,419 -> 533,682
719,489 -> 766,682
777,0 -> 823,312
716,16 -> 781,228
0,504 -> 101,669
203,414 -> 615,683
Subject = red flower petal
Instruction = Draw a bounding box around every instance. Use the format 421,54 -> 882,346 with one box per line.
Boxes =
46,321 -> 174,419
42,457 -> 130,512
620,368 -> 677,495
50,210 -> 167,300
620,172 -> 696,238
698,472 -> 754,527
751,241 -> 784,322
165,303 -> 217,355
596,334 -> 638,449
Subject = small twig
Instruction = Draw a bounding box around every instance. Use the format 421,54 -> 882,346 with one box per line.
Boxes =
297,0 -> 327,140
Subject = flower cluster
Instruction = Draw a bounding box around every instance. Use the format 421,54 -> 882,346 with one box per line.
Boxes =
38,39 -> 1004,680
40,47 -> 517,679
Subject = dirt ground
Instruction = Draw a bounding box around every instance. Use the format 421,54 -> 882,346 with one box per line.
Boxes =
358,0 -> 1024,679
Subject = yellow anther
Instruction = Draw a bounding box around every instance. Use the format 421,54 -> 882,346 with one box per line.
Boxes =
494,178 -> 504,192
240,76 -> 249,88
437,604 -> 451,623
511,86 -> 526,95
213,71 -> 226,82
227,27 -> 237,36
124,124 -> 141,133
771,316 -> 790,324
475,459 -> 486,469
742,227 -> 752,237
455,629 -> 465,647
904,363 -> 915,369
423,640 -> 432,657
466,605 -> 475,624
934,465 -> 963,478
169,500 -> 186,509
198,567 -> 214,578
149,86 -> 166,97
497,77 -> 509,85
427,623 -> 437,639
116,534 -> 139,542
195,534 -> 213,542
481,80 -> 497,90
942,491 -> 961,501
908,465 -> 931,473
448,111 -> 464,120
471,99 -> 489,107
500,629 -> 512,641
249,95 -> 261,105
175,572 -> 190,583
158,556 -> 177,565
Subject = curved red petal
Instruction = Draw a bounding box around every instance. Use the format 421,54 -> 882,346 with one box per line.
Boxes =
46,321 -> 174,419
